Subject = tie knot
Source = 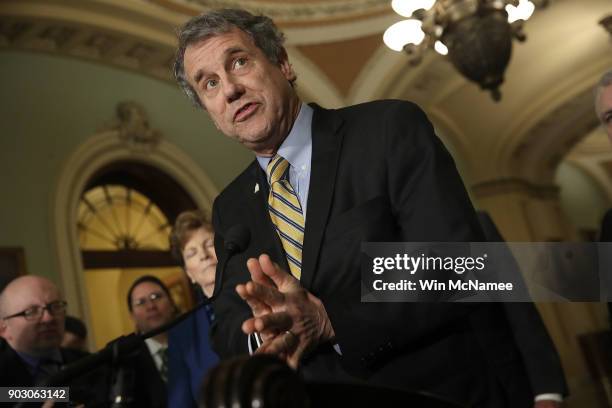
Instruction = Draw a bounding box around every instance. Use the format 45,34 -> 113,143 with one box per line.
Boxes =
266,155 -> 289,185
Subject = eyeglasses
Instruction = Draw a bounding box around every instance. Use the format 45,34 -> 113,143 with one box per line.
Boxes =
132,292 -> 166,308
2,301 -> 67,321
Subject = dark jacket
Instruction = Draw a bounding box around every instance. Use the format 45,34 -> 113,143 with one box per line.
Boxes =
210,100 -> 553,407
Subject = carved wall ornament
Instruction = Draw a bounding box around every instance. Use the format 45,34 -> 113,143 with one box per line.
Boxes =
109,101 -> 162,152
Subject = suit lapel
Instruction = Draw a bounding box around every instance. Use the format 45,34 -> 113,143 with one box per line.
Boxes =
246,161 -> 290,273
301,105 -> 344,289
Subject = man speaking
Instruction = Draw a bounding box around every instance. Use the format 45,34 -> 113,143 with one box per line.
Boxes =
173,9 -> 565,407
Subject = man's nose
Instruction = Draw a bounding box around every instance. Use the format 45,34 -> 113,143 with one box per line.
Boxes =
40,308 -> 55,322
224,78 -> 244,103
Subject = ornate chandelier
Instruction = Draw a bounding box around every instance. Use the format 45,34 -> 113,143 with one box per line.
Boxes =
384,0 -> 549,101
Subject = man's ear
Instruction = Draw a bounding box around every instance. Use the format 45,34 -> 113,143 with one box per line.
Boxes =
278,48 -> 296,83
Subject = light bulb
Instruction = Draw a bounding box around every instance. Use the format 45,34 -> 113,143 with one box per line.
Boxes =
434,40 -> 448,55
506,0 -> 535,23
383,19 -> 426,51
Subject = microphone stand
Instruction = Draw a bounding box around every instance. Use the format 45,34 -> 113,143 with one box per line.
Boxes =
17,224 -> 251,407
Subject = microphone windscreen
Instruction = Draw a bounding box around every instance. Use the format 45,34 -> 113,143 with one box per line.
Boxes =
224,224 -> 250,253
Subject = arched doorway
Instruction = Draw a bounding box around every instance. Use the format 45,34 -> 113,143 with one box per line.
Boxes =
51,102 -> 219,350
78,162 -> 198,348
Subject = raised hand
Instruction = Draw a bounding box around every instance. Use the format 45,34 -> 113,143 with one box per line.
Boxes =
235,254 -> 335,368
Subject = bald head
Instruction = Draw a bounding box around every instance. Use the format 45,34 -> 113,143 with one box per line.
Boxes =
0,276 -> 66,356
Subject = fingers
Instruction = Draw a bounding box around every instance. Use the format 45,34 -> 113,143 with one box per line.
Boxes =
236,283 -> 271,317
258,254 -> 300,290
286,349 -> 301,370
256,329 -> 299,359
245,280 -> 285,306
246,257 -> 275,288
241,311 -> 292,335
255,311 -> 293,333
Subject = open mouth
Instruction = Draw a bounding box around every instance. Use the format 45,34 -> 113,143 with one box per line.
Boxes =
234,103 -> 258,122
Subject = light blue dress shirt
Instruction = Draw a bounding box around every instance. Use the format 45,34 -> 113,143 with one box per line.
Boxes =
256,103 -> 313,218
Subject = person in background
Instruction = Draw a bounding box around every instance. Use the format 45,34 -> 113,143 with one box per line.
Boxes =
595,69 -> 612,142
0,276 -> 106,404
61,315 -> 88,352
595,70 -> 612,242
126,275 -> 178,408
168,210 -> 219,408
595,69 -> 612,328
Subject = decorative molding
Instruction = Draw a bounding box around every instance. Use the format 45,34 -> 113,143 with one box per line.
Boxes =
506,86 -> 601,184
104,101 -> 163,152
51,126 -> 218,333
148,0 -> 390,24
567,127 -> 610,158
493,55 -> 612,181
472,178 -> 559,200
0,17 -> 176,83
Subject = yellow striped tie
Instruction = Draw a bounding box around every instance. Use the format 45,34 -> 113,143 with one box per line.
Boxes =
266,155 -> 304,279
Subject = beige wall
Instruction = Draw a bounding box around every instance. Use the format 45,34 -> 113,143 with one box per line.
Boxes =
0,50 -> 252,290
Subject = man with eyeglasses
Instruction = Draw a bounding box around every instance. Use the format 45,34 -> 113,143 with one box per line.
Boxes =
0,276 -> 107,404
123,275 -> 178,408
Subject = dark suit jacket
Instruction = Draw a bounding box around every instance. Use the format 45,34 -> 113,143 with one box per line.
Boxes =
599,208 -> 612,328
130,341 -> 167,408
0,338 -> 107,406
211,100 -> 538,407
477,212 -> 567,397
168,305 -> 219,408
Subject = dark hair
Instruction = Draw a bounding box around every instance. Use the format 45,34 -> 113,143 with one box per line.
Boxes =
174,8 -> 290,108
169,210 -> 213,267
64,315 -> 87,339
126,275 -> 173,312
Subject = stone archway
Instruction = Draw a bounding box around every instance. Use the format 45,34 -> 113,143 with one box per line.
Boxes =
51,102 -> 218,341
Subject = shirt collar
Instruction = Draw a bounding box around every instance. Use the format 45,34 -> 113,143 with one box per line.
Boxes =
256,102 -> 313,175
145,337 -> 165,355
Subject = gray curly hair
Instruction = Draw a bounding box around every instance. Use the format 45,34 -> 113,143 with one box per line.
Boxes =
174,9 -> 290,108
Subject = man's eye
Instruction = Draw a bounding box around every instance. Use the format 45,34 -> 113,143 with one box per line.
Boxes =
233,57 -> 247,69
23,307 -> 38,317
205,79 -> 218,90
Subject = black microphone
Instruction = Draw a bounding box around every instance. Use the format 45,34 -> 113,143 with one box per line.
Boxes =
210,224 -> 251,300
224,224 -> 251,255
